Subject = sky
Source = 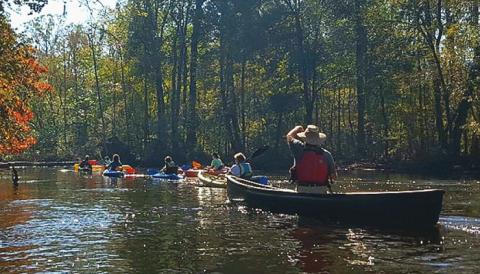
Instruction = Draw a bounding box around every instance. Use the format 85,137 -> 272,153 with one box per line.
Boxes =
7,0 -> 119,30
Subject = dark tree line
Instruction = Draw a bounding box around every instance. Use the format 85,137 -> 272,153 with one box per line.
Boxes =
3,0 -> 480,168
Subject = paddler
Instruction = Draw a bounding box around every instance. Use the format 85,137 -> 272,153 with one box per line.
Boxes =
161,156 -> 178,174
79,155 -> 92,170
286,125 -> 337,194
229,152 -> 253,179
207,152 -> 224,171
106,154 -> 123,171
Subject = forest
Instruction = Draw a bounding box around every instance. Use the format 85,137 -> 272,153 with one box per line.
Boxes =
1,0 -> 480,170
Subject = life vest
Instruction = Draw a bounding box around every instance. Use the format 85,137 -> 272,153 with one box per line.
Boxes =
238,163 -> 253,179
164,161 -> 178,174
108,161 -> 122,171
295,147 -> 329,185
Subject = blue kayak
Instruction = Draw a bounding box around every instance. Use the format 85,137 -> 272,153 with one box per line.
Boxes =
152,173 -> 184,180
103,170 -> 124,178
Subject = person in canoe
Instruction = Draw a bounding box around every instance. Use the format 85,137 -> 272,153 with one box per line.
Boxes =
207,152 -> 224,171
107,154 -> 123,171
229,152 -> 253,179
79,155 -> 92,170
161,156 -> 178,174
287,125 -> 337,194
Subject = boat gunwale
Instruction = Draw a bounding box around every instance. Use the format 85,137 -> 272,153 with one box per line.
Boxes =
226,175 -> 446,197
198,171 -> 227,187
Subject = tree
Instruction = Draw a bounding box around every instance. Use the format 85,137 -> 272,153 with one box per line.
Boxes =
0,17 -> 53,155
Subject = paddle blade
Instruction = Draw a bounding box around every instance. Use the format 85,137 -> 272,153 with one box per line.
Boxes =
249,145 -> 269,160
181,164 -> 192,171
88,160 -> 100,165
146,169 -> 159,175
192,161 -> 202,169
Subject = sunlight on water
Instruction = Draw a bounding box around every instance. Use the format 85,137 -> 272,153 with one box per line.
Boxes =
0,168 -> 479,274
439,216 -> 480,235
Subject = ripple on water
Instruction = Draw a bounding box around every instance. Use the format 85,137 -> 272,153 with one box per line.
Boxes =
439,216 -> 480,235
0,198 -> 125,273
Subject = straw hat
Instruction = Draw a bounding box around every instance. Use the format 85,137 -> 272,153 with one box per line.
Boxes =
297,125 -> 326,146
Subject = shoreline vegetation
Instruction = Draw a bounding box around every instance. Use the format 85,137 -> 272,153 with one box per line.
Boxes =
1,156 -> 479,178
1,2 -> 480,176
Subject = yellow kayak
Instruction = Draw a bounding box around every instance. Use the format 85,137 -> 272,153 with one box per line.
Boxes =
74,164 -> 105,172
198,171 -> 227,188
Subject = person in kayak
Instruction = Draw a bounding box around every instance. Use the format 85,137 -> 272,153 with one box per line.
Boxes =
207,152 -> 224,171
101,156 -> 112,166
161,156 -> 178,174
287,125 -> 337,194
79,155 -> 92,170
229,152 -> 253,179
107,154 -> 123,171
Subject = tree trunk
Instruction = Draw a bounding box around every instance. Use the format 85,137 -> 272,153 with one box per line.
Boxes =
186,0 -> 205,152
355,0 -> 367,158
240,54 -> 247,148
450,46 -> 478,155
219,41 -> 234,153
433,79 -> 447,149
143,75 -> 149,148
171,25 -> 180,153
118,45 -> 130,145
380,88 -> 389,159
87,33 -> 107,155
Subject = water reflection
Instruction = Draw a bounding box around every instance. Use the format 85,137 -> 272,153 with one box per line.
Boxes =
289,224 -> 331,272
1,168 -> 480,273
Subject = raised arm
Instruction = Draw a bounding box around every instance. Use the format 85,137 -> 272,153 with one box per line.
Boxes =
286,125 -> 304,142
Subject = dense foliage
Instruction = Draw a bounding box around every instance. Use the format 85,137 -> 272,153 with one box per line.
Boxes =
0,16 -> 52,155
3,0 -> 480,167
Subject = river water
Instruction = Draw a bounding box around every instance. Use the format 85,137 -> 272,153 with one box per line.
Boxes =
0,168 -> 479,274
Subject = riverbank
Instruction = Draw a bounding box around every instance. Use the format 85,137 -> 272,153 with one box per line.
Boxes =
337,156 -> 480,178
0,161 -> 76,169
2,156 -> 479,178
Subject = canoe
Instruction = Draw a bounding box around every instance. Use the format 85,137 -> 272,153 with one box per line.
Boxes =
103,170 -> 124,178
226,175 -> 445,228
198,171 -> 227,188
152,173 -> 184,180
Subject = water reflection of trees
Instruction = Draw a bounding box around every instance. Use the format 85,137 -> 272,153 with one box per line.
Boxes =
0,182 -> 36,273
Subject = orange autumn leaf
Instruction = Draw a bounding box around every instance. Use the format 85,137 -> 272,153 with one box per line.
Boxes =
0,17 -> 54,155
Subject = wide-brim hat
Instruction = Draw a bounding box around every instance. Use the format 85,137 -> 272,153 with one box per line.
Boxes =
297,125 -> 326,146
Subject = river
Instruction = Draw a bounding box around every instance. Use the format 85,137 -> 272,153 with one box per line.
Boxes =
0,167 -> 479,273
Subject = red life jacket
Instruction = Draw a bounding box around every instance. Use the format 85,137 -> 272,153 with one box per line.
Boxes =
295,148 -> 329,185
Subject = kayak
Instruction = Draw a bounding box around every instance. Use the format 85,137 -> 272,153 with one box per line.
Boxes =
185,168 -> 229,178
184,169 -> 201,177
226,175 -> 445,228
152,173 -> 184,180
198,171 -> 227,188
77,167 -> 92,173
198,172 -> 268,188
103,170 -> 124,178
